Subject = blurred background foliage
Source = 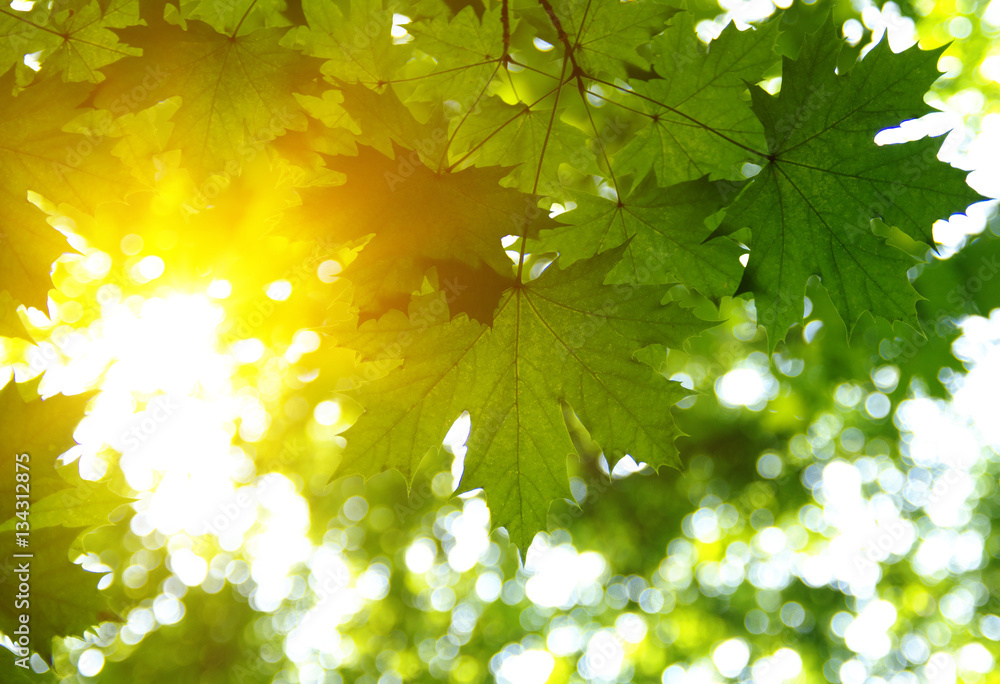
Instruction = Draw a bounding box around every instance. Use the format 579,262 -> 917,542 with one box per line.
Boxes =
1,0 -> 999,682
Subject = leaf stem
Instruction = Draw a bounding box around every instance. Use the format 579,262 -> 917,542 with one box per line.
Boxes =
232,0 -> 258,38
501,0 -> 511,60
537,0 -> 583,82
515,56 -> 570,282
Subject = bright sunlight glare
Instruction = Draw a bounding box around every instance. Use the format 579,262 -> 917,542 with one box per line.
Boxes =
2,285 -> 321,649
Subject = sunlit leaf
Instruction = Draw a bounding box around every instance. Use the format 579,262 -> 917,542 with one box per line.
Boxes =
718,24 -> 982,347
340,245 -> 705,547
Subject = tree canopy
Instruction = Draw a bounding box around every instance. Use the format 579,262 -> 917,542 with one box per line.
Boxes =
0,0 -> 998,682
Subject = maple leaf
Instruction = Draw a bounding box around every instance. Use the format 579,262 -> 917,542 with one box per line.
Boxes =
613,12 -> 779,186
718,24 -> 982,347
286,145 -> 555,316
182,0 -> 295,34
290,0 -> 406,85
405,1 -> 673,194
0,381 -> 94,508
66,151 -> 299,269
0,3 -> 63,82
0,0 -> 142,84
0,527 -> 118,662
539,0 -> 678,79
338,246 -> 707,547
537,175 -> 744,298
404,4 -> 505,105
0,469 -> 133,534
0,3 -> 37,68
0,375 -> 127,540
93,13 -> 323,179
0,382 -> 120,662
334,81 -> 445,158
447,82 -> 599,194
0,0 -> 996,671
0,73 -> 135,308
0,291 -> 31,342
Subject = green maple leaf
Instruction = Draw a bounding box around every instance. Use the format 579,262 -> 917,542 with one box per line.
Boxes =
0,372 -> 127,537
335,81 -> 444,158
290,0 -> 405,85
64,150 -> 304,288
448,83 -> 599,193
404,0 -> 673,194
0,73 -> 135,308
536,175 -> 744,297
541,0 -> 678,78
339,246 -> 706,547
0,381 -> 94,508
93,13 -> 322,179
614,12 -> 779,186
0,526 -> 118,662
0,292 -> 31,342
0,383 -> 119,661
405,4 -> 505,104
719,25 -> 981,347
182,0 -> 294,34
2,0 -> 142,84
0,471 -> 132,534
0,0 -> 997,667
287,146 -> 553,315
0,4 -> 38,73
